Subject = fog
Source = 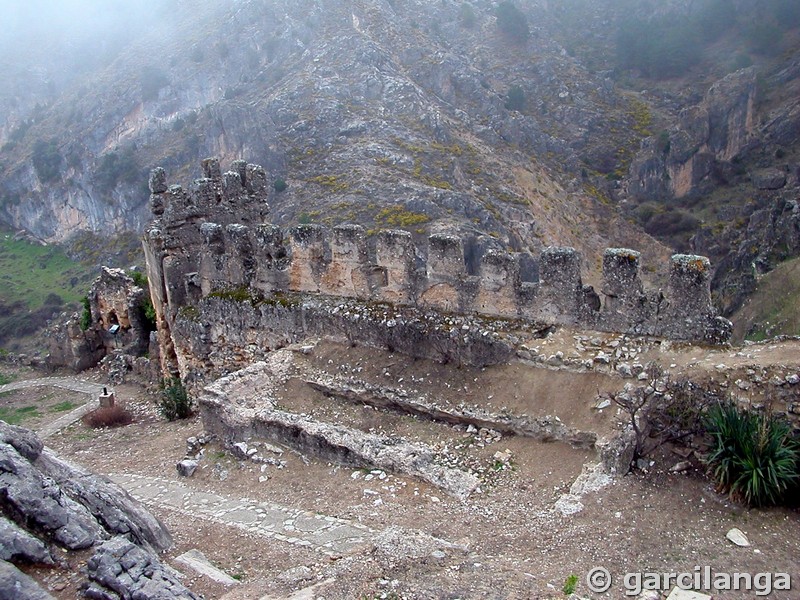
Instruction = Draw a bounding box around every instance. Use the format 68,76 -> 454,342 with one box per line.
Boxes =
0,0 -> 174,54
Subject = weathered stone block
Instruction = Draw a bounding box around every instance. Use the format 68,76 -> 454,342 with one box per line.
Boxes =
288,225 -> 327,293
222,170 -> 245,201
668,254 -> 711,311
601,248 -> 642,298
148,167 -> 167,194
230,159 -> 248,183
375,229 -> 414,303
246,163 -> 269,197
201,157 -> 221,180
427,234 -> 465,282
321,225 -> 370,298
253,225 -> 289,293
536,247 -> 583,322
475,250 -> 520,316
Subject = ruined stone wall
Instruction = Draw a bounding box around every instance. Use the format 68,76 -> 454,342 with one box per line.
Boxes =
46,267 -> 154,372
143,160 -> 731,376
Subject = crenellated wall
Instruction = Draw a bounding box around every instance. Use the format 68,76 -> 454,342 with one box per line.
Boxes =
143,160 -> 732,376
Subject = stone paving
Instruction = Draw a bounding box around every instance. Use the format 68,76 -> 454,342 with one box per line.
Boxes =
0,376 -> 107,439
110,473 -> 375,557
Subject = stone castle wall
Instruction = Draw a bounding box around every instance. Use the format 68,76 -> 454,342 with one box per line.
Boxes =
143,159 -> 731,375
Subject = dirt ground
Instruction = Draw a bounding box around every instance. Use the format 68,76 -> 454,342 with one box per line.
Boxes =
4,335 -> 800,600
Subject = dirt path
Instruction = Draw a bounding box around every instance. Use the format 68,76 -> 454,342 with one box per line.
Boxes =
14,336 -> 800,599
110,473 -> 376,558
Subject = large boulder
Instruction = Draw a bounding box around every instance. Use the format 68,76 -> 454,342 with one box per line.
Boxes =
0,560 -> 54,600
0,439 -> 104,550
36,450 -> 173,553
0,420 -> 179,596
85,537 -> 200,600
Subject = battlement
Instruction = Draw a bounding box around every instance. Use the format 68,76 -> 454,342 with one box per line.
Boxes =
143,161 -> 732,365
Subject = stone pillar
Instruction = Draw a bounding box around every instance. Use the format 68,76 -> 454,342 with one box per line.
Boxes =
536,246 -> 583,322
245,163 -> 269,197
475,250 -> 520,317
667,254 -> 712,314
191,178 -> 218,211
222,170 -> 246,202
427,234 -> 465,283
600,248 -> 650,329
198,222 -> 225,295
421,234 -> 465,312
225,224 -> 255,287
288,225 -> 327,293
148,168 -> 168,216
201,157 -> 221,180
321,224 -> 369,297
253,224 -> 289,293
374,229 -> 415,303
657,254 -> 724,341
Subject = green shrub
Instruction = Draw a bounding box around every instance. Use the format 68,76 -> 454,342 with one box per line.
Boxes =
563,574 -> 578,595
80,296 -> 92,331
138,295 -> 157,332
158,377 -> 193,421
459,3 -> 476,28
495,1 -> 529,42
505,85 -> 525,111
83,405 -> 133,429
130,271 -> 147,288
705,402 -> 799,507
94,147 -> 140,193
274,177 -> 288,193
32,139 -> 62,183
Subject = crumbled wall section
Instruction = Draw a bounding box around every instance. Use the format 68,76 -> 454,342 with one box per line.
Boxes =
143,160 -> 731,375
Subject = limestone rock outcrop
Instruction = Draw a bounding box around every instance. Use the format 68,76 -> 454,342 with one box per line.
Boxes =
628,67 -> 758,202
0,420 -> 178,597
85,537 -> 199,600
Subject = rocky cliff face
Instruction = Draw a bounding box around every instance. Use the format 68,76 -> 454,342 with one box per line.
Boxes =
627,68 -> 759,201
0,420 -> 194,599
0,0 -> 672,269
1,0 -> 798,317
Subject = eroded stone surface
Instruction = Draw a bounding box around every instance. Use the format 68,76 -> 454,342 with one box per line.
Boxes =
143,160 -> 730,380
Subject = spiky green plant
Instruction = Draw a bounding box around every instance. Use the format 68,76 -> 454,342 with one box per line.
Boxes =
705,402 -> 799,507
158,377 -> 193,421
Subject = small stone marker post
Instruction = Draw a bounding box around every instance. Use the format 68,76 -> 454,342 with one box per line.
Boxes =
99,387 -> 115,408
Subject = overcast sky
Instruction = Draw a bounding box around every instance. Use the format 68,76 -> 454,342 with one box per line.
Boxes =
0,0 -> 172,51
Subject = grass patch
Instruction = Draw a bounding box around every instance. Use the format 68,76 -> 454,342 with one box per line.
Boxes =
50,400 -> 80,413
0,373 -> 13,386
0,228 -> 94,345
732,257 -> 800,342
0,405 -> 41,425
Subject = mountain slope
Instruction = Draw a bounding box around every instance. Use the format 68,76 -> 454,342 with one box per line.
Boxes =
1,0 -> 798,304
